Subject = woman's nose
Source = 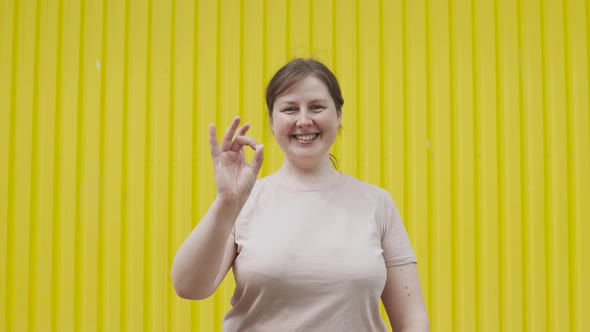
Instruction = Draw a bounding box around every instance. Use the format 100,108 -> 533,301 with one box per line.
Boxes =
296,110 -> 313,127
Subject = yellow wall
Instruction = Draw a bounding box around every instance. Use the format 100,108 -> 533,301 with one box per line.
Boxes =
1,0 -> 589,331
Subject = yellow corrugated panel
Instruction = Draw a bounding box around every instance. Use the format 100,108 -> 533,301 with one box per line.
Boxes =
1,0 -> 589,331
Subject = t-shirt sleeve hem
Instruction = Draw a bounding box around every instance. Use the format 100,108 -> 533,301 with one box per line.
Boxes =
384,255 -> 418,267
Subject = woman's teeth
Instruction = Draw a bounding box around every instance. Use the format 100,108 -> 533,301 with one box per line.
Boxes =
294,134 -> 318,141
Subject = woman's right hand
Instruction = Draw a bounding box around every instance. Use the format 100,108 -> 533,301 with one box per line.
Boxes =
209,116 -> 264,204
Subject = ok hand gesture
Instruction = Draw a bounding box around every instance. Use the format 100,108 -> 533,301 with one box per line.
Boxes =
209,116 -> 264,204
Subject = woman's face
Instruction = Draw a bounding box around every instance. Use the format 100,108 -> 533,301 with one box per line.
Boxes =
271,75 -> 341,169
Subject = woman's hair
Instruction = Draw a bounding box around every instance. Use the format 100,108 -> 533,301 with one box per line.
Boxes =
265,58 -> 344,115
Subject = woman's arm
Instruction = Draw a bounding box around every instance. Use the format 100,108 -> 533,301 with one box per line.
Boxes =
171,197 -> 241,300
171,117 -> 264,300
381,263 -> 430,331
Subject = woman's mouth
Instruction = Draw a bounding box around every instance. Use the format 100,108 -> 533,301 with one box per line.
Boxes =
292,133 -> 319,142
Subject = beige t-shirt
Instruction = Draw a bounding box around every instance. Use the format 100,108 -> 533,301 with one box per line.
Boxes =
223,173 -> 417,332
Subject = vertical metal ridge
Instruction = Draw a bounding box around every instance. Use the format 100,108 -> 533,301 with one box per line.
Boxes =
5,0 -> 20,329
262,0 -> 267,81
215,0 -> 221,129
191,0 -> 200,222
587,0 -> 590,158
27,0 -> 42,328
190,0 -> 199,330
51,1 -> 64,330
587,9 -> 590,331
261,0 -> 269,178
585,2 -> 590,330
470,0 -> 481,328
378,0 -> 384,186
167,0 -> 176,330
286,0 -> 290,57
539,0 -> 551,328
239,0 -> 245,119
120,0 -> 130,329
516,0 -> 528,330
562,0 -> 576,329
448,0 -> 458,330
97,0 -> 109,330
355,0 -> 361,179
424,0 -> 434,323
493,0 -> 504,329
74,0 -> 87,329
331,0 -> 336,71
401,0 -> 409,270
214,0 -> 222,326
308,0 -> 313,52
143,0 -> 153,330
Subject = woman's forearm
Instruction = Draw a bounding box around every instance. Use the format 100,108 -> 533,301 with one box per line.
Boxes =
171,196 -> 243,300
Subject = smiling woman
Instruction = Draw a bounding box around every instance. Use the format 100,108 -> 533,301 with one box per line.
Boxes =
171,58 -> 430,331
269,75 -> 341,172
266,58 -> 344,172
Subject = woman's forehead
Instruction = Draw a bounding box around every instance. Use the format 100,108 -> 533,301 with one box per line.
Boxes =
275,77 -> 330,100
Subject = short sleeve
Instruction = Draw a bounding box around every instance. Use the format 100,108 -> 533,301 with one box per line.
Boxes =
378,191 -> 417,267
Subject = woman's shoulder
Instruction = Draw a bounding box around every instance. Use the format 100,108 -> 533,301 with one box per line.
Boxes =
251,173 -> 280,190
246,175 -> 273,198
246,173 -> 288,201
340,173 -> 391,198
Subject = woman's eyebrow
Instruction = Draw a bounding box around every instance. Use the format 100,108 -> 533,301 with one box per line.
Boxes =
308,99 -> 328,104
278,100 -> 298,105
277,98 -> 328,106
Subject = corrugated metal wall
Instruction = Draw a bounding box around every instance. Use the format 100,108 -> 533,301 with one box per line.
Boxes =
1,0 -> 589,331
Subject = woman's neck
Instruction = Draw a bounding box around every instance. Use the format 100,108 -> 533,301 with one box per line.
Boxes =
275,156 -> 341,190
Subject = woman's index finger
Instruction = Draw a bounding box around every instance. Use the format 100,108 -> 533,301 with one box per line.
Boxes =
221,116 -> 241,151
209,124 -> 221,158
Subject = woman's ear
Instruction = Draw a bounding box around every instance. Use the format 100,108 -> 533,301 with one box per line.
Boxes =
269,113 -> 275,135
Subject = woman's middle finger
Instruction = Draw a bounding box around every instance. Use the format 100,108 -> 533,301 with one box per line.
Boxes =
236,123 -> 250,137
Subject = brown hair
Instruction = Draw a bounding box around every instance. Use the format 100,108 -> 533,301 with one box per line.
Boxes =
265,58 -> 344,116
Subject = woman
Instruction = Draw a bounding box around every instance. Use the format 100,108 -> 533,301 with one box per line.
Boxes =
172,58 -> 430,331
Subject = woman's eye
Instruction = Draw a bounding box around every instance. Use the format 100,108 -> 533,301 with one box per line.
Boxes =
310,105 -> 325,112
283,108 -> 297,113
